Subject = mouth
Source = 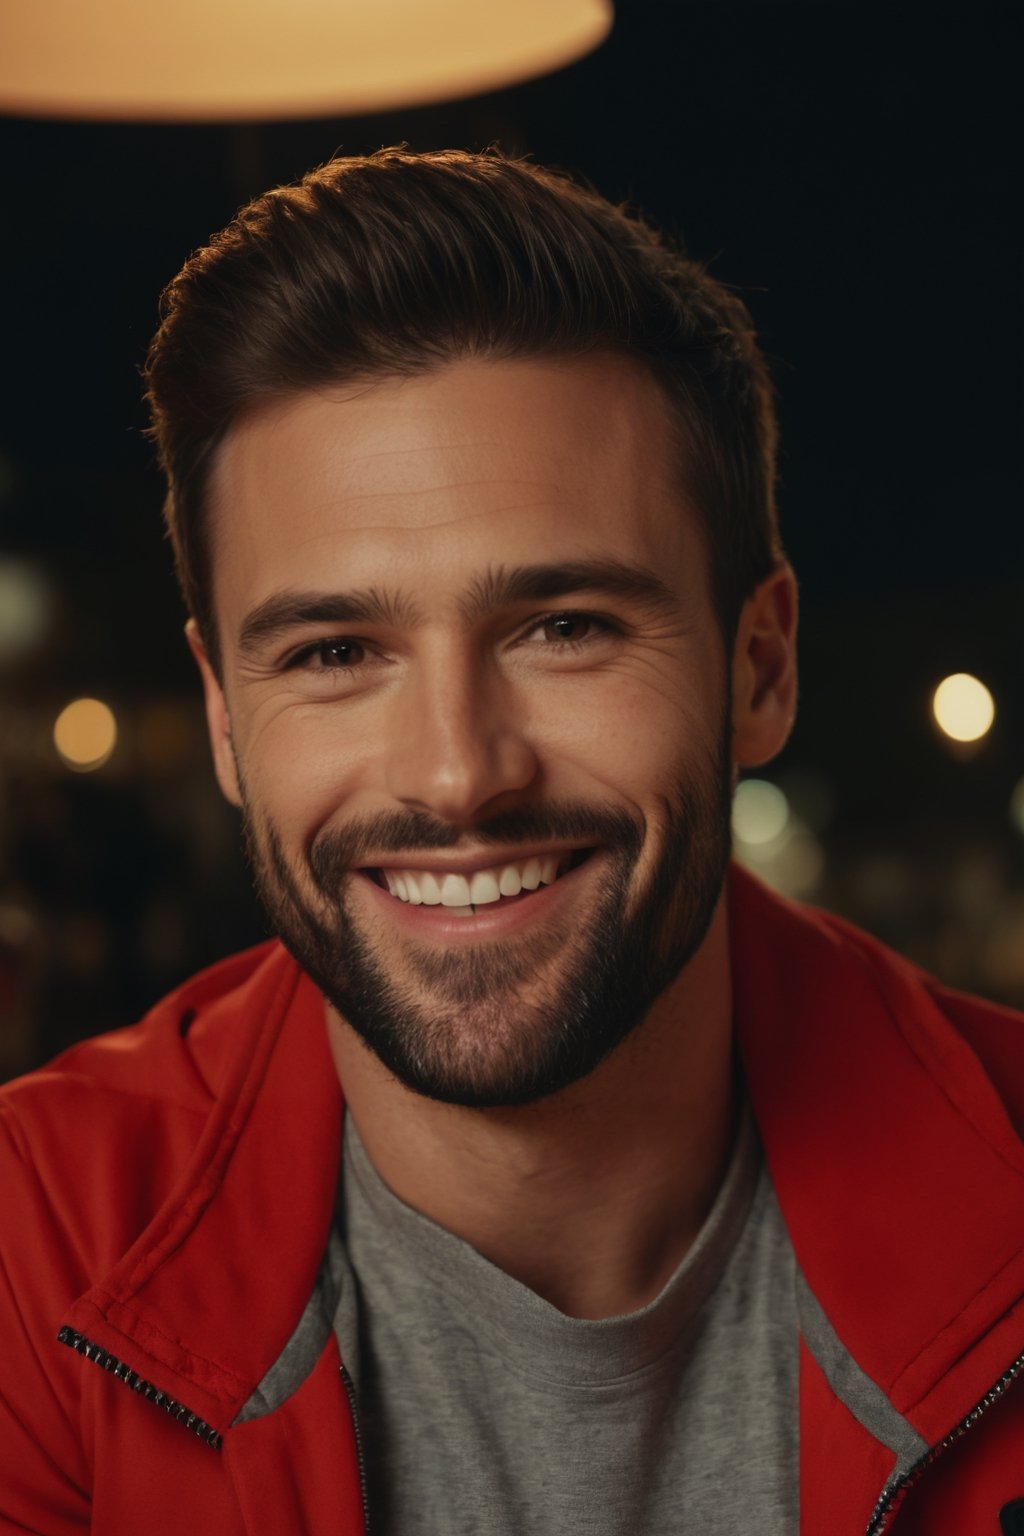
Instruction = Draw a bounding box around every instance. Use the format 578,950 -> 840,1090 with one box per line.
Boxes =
364,849 -> 594,918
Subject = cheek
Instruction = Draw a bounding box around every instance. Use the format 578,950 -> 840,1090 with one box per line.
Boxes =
533,670 -> 722,801
234,703 -> 379,837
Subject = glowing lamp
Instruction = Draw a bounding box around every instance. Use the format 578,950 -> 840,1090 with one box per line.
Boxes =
0,0 -> 612,121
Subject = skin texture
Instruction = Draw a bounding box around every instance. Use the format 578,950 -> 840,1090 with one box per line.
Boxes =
191,352 -> 798,1317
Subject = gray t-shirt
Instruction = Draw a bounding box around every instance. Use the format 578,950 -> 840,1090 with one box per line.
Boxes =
334,1108 -> 799,1534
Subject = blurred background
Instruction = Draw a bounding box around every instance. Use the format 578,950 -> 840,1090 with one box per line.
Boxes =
0,1 -> 1021,1079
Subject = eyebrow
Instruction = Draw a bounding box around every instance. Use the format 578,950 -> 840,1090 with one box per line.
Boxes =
238,587 -> 421,654
459,560 -> 679,623
237,560 -> 678,656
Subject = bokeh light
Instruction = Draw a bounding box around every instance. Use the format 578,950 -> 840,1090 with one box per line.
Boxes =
732,777 -> 823,899
53,697 -> 117,771
0,558 -> 53,661
932,673 -> 995,743
732,779 -> 790,846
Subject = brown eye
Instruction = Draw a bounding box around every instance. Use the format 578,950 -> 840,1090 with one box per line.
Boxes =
543,614 -> 593,643
317,638 -> 365,667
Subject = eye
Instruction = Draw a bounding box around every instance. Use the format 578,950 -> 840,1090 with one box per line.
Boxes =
536,612 -> 608,646
318,638 -> 365,667
288,637 -> 367,670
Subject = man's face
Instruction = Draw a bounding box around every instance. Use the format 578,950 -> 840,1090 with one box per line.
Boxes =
200,354 -> 736,1107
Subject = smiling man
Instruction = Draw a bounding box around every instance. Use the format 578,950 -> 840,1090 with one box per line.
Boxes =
2,150 -> 1024,1536
205,357 -> 745,1121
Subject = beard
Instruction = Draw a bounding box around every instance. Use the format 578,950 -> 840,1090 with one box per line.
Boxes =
239,714 -> 733,1110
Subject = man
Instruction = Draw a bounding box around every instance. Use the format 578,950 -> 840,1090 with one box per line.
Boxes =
1,148 -> 1022,1536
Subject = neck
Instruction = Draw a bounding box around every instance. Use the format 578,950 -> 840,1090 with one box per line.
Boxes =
327,897 -> 736,1320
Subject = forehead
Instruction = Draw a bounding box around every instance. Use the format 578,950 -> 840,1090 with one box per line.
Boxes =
208,353 -> 704,620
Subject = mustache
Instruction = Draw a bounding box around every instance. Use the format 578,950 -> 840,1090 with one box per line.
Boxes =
308,801 -> 643,892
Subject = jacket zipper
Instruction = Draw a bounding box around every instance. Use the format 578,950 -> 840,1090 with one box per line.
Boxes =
57,1325 -> 222,1449
340,1362 -> 370,1534
865,1347 -> 1024,1534
60,1325 -> 372,1533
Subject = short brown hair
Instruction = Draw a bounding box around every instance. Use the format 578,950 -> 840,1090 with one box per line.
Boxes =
144,147 -> 782,665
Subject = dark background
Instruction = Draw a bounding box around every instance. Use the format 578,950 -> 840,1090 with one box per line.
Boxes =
1,1 -> 1021,1077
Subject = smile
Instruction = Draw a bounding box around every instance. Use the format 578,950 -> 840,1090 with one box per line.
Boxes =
370,851 -> 587,919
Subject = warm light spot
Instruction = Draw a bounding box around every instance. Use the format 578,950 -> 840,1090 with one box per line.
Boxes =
932,673 -> 995,743
732,779 -> 790,846
54,697 -> 117,771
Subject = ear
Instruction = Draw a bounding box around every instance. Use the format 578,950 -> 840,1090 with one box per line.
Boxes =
730,562 -> 799,770
186,619 -> 242,808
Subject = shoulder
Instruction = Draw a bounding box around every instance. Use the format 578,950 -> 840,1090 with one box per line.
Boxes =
0,940 -> 310,1521
728,860 -> 1024,1132
805,896 -> 1023,1127
0,940 -> 284,1284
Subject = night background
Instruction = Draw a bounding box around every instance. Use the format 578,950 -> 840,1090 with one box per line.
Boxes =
1,2 -> 1021,1078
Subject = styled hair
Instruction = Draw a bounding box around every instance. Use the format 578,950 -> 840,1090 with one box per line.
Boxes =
144,147 -> 782,665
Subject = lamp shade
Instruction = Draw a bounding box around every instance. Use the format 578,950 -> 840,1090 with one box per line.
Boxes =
0,0 -> 612,121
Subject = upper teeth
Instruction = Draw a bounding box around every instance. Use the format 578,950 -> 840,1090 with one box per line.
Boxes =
381,855 -> 563,906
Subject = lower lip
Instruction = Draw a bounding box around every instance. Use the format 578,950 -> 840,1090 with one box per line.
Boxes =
357,857 -> 594,942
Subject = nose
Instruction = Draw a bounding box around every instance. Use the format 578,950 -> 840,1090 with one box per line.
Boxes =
385,646 -> 539,825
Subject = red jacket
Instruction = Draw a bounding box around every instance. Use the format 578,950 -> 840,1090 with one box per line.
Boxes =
2,865 -> 1023,1534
